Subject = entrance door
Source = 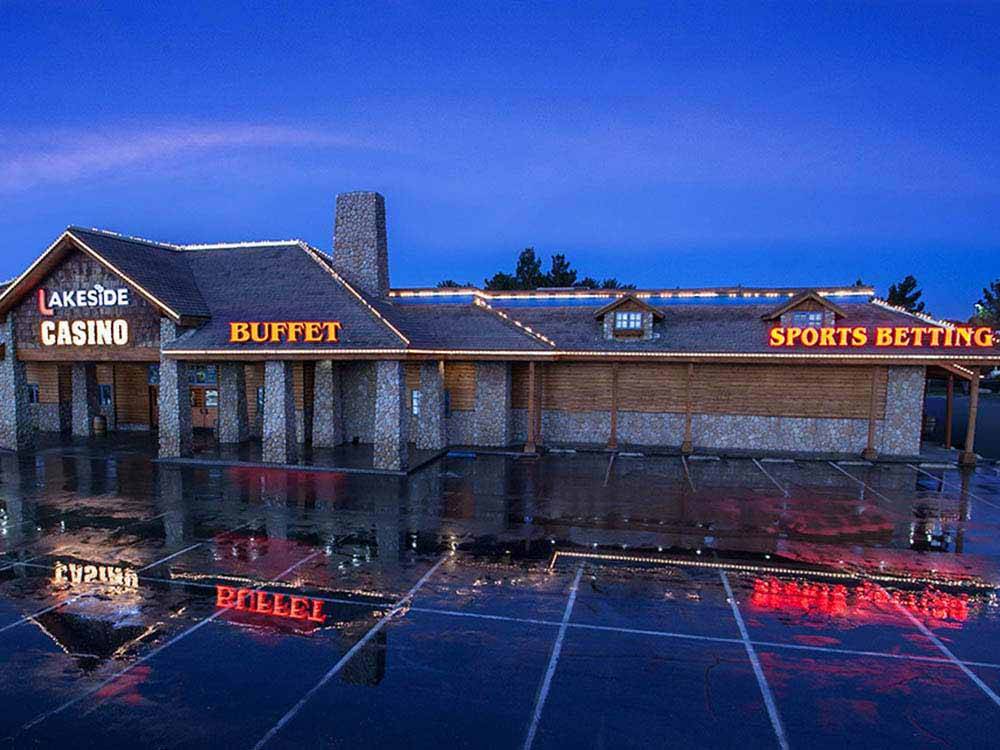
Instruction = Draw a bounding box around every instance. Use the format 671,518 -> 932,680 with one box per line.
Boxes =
190,386 -> 218,429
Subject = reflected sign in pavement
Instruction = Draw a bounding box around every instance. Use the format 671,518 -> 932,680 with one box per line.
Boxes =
215,585 -> 328,624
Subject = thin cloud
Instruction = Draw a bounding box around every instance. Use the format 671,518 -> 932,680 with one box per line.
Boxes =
0,124 -> 381,192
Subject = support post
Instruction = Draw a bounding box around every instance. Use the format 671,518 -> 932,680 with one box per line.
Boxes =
534,363 -> 543,448
374,360 -> 408,470
262,360 -> 298,464
217,363 -> 249,444
959,368 -> 980,467
0,313 -> 33,451
524,361 -> 537,453
312,360 -> 343,448
862,367 -> 880,461
158,320 -> 192,458
415,361 -> 446,450
71,363 -> 99,437
944,373 -> 954,450
607,361 -> 619,450
681,363 -> 694,455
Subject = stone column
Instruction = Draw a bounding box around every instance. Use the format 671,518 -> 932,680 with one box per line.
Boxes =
217,363 -> 249,444
374,360 -> 408,470
313,360 -> 344,448
263,360 -> 298,464
472,362 -> 511,447
158,319 -> 193,458
71,363 -> 99,437
415,361 -> 446,450
0,313 -> 33,451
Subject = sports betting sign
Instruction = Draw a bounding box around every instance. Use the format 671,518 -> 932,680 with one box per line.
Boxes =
768,325 -> 995,348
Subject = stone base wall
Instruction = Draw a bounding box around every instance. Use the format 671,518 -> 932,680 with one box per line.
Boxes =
447,411 -> 475,445
880,366 -> 925,456
30,404 -> 62,432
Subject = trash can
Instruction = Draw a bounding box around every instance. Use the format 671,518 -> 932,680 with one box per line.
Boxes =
92,415 -> 107,436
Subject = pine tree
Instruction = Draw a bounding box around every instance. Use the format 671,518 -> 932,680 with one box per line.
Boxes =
515,248 -> 545,289
886,275 -> 925,313
974,279 -> 1000,325
545,254 -> 577,287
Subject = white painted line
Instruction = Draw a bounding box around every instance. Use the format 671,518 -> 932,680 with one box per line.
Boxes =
720,572 -> 789,750
689,455 -> 720,461
881,585 -> 1000,710
603,453 -> 615,487
760,458 -> 795,464
681,456 -> 696,493
252,554 -> 449,750
138,542 -> 202,571
827,461 -> 893,504
753,459 -> 789,498
20,549 -> 323,734
0,596 -> 83,635
907,464 -> 1000,511
409,606 -> 561,628
523,565 -> 584,750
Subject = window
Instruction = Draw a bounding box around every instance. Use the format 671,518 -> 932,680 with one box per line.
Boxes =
614,311 -> 643,330
147,364 -> 160,386
205,389 -> 219,408
411,389 -> 422,416
98,384 -> 113,407
444,390 -> 452,418
791,311 -> 825,328
256,386 -> 265,411
188,365 -> 217,385
27,384 -> 39,404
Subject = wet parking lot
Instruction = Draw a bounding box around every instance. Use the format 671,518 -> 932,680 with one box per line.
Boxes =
2,441 -> 1000,749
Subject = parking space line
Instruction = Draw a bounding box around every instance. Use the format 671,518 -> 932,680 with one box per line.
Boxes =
720,571 -> 789,750
880,585 -> 1000,710
907,464 -> 1000,511
827,461 -> 893,503
603,452 -> 615,487
681,456 -> 696,493
252,553 -> 450,750
753,459 -> 789,498
0,596 -> 83,635
138,542 -> 203,571
19,549 -> 324,734
523,564 -> 584,750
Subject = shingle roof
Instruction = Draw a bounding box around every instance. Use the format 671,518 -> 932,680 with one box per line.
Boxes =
67,227 -> 210,319
163,243 -> 408,352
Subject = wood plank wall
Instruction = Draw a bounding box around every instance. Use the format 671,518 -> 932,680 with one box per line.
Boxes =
405,363 -> 421,410
246,363 -> 264,422
444,362 -> 475,411
511,363 -> 888,420
23,362 -> 60,403
115,364 -> 150,424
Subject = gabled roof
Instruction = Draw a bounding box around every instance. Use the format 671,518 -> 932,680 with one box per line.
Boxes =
0,227 -> 210,322
593,293 -> 665,320
761,289 -> 847,321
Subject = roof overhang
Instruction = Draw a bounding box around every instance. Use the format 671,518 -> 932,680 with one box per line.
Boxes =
593,293 -> 665,321
762,290 -> 848,321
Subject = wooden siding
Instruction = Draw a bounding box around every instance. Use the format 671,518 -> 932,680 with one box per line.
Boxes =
444,362 -> 476,411
541,363 -> 613,411
405,363 -> 421,409
114,364 -> 150,424
512,362 -> 887,420
24,362 -> 60,403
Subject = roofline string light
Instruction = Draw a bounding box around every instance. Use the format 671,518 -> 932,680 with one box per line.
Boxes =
547,550 -> 998,591
472,297 -> 558,347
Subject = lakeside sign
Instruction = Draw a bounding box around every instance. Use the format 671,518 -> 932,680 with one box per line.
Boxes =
228,321 -> 343,344
36,283 -> 133,347
769,325 -> 996,348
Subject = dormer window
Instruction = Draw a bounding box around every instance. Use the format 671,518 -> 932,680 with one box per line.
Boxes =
791,310 -> 824,328
595,294 -> 664,341
615,311 -> 643,331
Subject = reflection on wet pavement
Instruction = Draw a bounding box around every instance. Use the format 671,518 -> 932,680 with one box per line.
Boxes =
1,443 -> 999,748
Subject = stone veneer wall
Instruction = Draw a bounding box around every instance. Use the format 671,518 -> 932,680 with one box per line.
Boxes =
472,363 -> 511,447
879,366 -> 926,456
30,404 -> 62,432
0,313 -> 33,451
332,191 -> 389,298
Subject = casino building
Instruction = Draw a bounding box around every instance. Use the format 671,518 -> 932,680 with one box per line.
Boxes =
0,191 -> 997,471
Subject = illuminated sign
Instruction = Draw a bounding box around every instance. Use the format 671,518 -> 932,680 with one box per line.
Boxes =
768,325 -> 995,348
40,319 -> 129,346
37,285 -> 130,316
215,585 -> 328,623
53,561 -> 139,589
228,321 -> 342,344
751,577 -> 970,622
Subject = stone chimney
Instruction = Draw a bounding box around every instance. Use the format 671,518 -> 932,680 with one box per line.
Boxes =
332,191 -> 389,297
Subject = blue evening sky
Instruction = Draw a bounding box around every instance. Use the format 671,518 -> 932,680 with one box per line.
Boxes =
1,2 -> 997,319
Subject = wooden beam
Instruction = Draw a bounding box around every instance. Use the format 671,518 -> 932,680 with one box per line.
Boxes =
682,363 -> 694,454
607,362 -> 619,450
862,367 -> 880,460
534,363 -> 543,447
944,373 -> 954,450
959,368 -> 981,466
524,361 -> 537,453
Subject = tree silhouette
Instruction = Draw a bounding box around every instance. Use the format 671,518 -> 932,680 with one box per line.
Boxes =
545,254 -> 577,287
887,275 -> 925,313
975,279 -> 1000,325
460,247 -> 632,291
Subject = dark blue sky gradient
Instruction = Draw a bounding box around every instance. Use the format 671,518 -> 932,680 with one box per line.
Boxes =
1,2 -> 997,318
